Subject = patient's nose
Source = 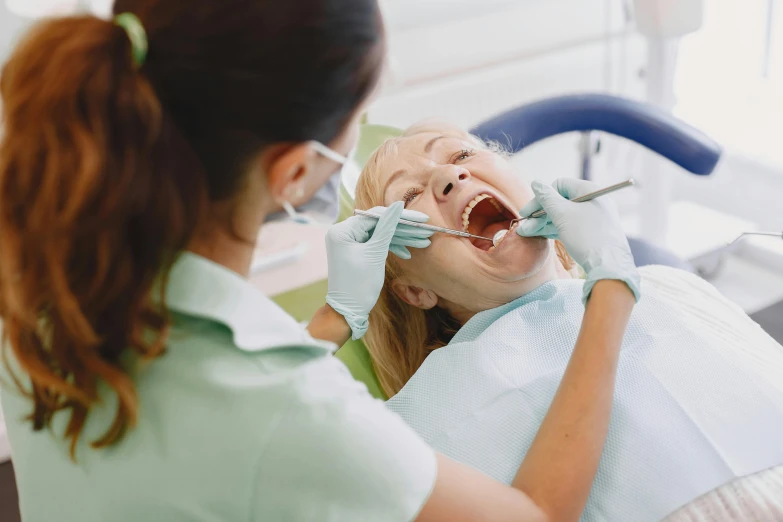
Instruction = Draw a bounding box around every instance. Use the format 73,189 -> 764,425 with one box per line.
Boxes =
433,165 -> 470,201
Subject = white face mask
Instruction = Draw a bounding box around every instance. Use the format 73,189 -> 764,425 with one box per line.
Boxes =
267,141 -> 352,225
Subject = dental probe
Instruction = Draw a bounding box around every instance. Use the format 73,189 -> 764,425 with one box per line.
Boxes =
511,179 -> 635,224
352,209 -> 495,242
727,230 -> 783,246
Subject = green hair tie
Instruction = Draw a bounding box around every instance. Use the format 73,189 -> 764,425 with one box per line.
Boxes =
114,13 -> 148,68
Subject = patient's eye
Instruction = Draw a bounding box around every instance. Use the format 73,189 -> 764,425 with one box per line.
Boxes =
402,188 -> 422,207
452,149 -> 476,163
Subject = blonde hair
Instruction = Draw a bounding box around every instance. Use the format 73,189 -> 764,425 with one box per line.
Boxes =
355,122 -> 575,397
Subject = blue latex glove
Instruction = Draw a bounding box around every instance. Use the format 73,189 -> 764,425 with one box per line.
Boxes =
326,202 -> 433,339
516,178 -> 641,303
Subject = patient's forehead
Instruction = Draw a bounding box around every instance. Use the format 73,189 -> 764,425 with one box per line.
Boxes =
393,132 -> 442,158
378,132 -> 471,182
397,131 -> 469,155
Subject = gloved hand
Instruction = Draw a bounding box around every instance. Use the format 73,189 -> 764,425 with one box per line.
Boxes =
325,202 -> 433,339
364,206 -> 433,260
516,178 -> 641,303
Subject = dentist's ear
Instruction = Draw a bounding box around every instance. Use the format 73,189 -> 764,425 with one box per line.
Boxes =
391,279 -> 438,310
259,143 -> 318,205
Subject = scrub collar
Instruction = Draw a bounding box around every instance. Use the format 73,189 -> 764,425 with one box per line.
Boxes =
164,252 -> 336,353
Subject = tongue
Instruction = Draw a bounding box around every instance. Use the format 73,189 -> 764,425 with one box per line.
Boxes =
482,221 -> 510,241
470,220 -> 511,251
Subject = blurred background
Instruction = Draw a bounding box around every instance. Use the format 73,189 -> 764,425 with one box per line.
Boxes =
367,0 -> 783,320
2,0 -> 781,310
0,2 -> 782,518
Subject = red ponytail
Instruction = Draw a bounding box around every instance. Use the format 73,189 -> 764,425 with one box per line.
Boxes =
0,15 -> 206,457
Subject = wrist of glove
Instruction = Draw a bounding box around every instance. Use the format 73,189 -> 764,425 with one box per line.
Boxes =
580,245 -> 641,304
325,293 -> 370,340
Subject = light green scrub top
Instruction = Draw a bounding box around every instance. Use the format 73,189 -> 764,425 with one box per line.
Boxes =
1,253 -> 436,522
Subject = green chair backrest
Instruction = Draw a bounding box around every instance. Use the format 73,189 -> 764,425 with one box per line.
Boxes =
272,123 -> 403,400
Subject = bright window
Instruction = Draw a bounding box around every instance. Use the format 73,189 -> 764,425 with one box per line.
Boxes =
675,0 -> 783,167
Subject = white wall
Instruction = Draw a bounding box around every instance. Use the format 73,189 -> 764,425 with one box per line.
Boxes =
672,0 -> 783,229
0,4 -> 33,64
672,153 -> 783,231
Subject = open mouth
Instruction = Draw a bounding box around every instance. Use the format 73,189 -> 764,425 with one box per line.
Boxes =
461,194 -> 517,251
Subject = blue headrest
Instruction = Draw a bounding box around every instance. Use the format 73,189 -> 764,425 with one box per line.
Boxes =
470,94 -> 722,175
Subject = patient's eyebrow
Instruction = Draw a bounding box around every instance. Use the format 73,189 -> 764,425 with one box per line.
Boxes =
424,135 -> 446,153
383,169 -> 406,197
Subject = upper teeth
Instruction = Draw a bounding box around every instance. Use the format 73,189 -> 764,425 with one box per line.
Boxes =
462,194 -> 489,230
462,194 -> 505,231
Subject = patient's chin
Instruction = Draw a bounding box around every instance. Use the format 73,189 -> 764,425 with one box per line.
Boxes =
502,235 -> 551,280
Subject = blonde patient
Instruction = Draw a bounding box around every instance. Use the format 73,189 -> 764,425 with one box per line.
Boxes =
354,122 -> 783,521
355,123 -> 579,395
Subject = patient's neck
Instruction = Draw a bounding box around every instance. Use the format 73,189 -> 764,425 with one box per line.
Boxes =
444,251 -> 573,326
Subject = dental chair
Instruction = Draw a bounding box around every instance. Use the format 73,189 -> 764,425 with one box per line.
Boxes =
275,93 -> 723,399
